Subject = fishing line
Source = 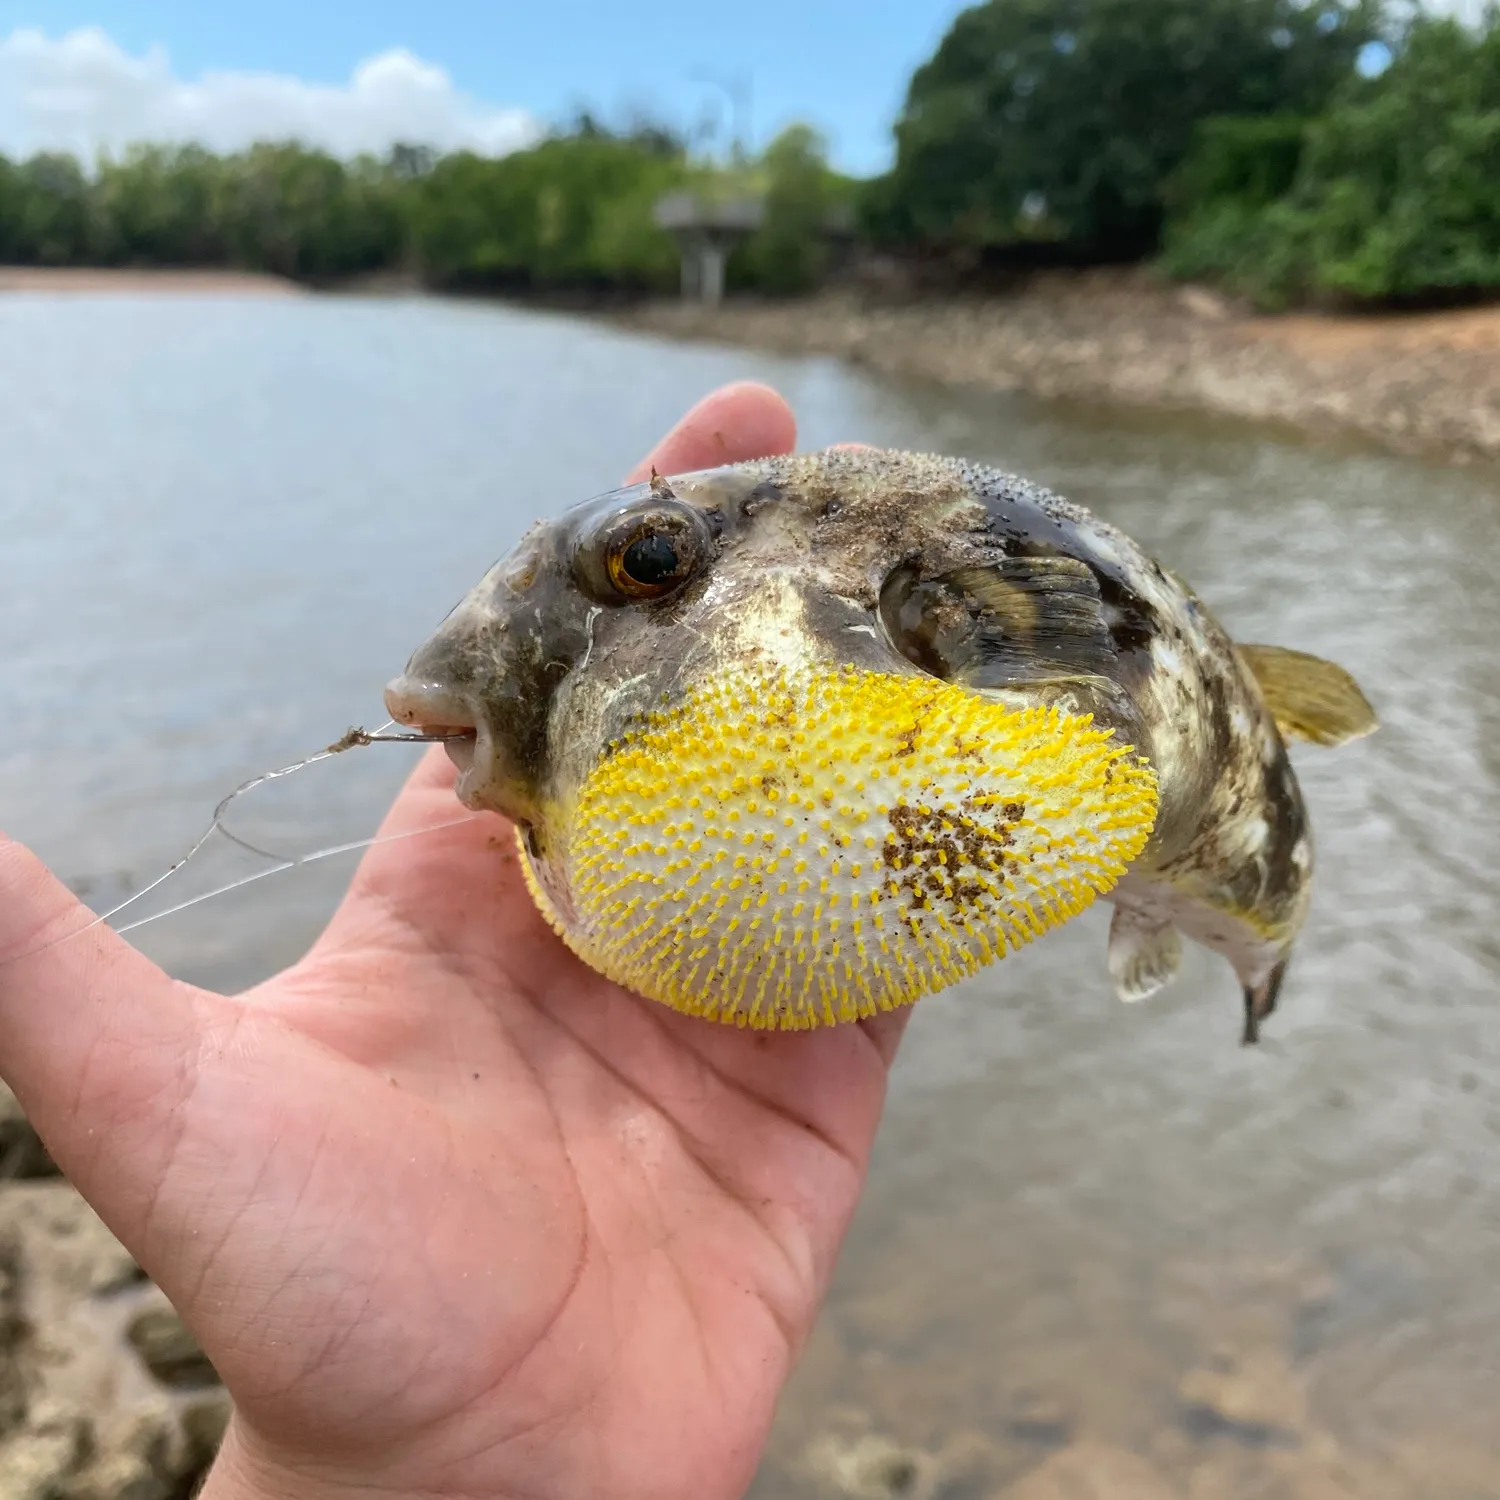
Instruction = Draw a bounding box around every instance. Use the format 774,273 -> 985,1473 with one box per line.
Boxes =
2,722 -> 482,968
109,810 -> 485,938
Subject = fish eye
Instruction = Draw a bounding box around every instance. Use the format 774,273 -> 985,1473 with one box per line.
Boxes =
610,529 -> 684,596
577,503 -> 710,604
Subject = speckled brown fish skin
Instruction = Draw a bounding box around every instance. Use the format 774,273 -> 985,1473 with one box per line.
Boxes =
390,448 -> 1348,1042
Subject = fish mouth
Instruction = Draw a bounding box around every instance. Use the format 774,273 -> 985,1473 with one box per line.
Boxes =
382,678 -> 488,803
427,726 -> 480,779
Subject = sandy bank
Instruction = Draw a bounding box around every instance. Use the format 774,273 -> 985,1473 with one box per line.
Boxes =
615,272 -> 1500,466
0,266 -> 306,296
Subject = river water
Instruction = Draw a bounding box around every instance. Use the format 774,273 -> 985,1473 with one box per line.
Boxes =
2,292 -> 1498,1498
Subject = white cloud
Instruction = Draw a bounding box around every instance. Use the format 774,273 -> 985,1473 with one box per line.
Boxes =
0,27 -> 541,162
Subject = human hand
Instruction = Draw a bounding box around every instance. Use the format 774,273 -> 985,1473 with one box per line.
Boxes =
0,382 -> 910,1500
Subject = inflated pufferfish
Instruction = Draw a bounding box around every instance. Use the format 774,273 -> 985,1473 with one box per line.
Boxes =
384,449 -> 1375,1044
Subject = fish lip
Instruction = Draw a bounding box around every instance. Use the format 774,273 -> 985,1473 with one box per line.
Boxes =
382,676 -> 483,790
447,721 -> 495,806
384,675 -> 527,816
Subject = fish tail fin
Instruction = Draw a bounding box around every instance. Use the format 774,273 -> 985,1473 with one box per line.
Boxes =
1241,957 -> 1289,1046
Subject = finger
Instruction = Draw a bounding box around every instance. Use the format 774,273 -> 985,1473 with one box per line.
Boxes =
0,831 -> 206,1208
626,380 -> 796,483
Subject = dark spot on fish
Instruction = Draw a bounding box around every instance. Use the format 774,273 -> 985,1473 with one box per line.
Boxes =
1257,749 -> 1310,899
894,725 -> 919,758
1202,674 -> 1234,762
951,731 -> 985,761
882,802 -> 1020,914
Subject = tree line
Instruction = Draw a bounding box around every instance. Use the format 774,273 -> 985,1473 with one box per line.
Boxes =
1,0 -> 1497,307
0,120 -> 852,296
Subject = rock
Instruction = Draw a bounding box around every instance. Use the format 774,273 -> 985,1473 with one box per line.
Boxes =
0,1240 -> 26,1436
1176,286 -> 1232,322
0,1401 -> 90,1498
0,1183 -> 229,1498
1000,1443 -> 1182,1499
0,1084 -> 57,1181
0,1425 -> 89,1499
1176,1347 -> 1304,1448
127,1308 -> 219,1390
1005,1391 -> 1074,1451
182,1393 -> 232,1470
802,1431 -> 941,1499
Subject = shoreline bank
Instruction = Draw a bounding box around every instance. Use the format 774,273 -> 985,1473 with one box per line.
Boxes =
613,272 -> 1500,468
0,266 -> 306,296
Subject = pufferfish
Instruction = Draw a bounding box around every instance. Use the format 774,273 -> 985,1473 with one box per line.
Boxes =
384,449 -> 1375,1044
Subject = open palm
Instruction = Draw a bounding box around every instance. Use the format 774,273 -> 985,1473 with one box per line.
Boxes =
0,383 -> 908,1500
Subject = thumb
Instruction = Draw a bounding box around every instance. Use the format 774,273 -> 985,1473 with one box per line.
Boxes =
0,830 -> 205,1224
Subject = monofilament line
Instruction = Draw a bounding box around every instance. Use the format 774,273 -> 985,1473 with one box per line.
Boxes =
2,722 -> 483,966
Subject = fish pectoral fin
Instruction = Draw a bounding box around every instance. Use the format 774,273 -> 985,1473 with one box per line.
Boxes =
1107,906 -> 1183,1003
1238,644 -> 1378,748
939,558 -> 1117,688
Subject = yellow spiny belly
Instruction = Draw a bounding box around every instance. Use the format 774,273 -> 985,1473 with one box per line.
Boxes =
520,663 -> 1158,1029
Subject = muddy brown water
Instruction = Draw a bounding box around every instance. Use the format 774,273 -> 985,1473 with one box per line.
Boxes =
3,293 -> 1498,1497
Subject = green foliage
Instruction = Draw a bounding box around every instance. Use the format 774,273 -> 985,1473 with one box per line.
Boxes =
734,126 -> 848,294
1165,12 -> 1500,305
878,0 -> 1379,259
0,153 -> 96,264
214,145 -> 407,279
410,134 -> 687,291
92,146 -> 227,265
1159,115 -> 1309,283
1167,115 -> 1309,217
0,127 -> 690,291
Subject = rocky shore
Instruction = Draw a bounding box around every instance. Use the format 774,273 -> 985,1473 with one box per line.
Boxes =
8,1067 -> 1496,1498
0,1086 -> 228,1498
615,271 -> 1500,468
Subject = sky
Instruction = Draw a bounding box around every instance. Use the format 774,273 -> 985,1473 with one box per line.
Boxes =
0,0 -> 1489,178
0,0 -> 965,176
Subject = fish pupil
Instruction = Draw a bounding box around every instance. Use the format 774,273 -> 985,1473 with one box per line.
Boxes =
623,532 -> 680,585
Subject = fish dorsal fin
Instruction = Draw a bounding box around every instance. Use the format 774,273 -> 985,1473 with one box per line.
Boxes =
1237,644 -> 1377,748
1108,906 -> 1183,1003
